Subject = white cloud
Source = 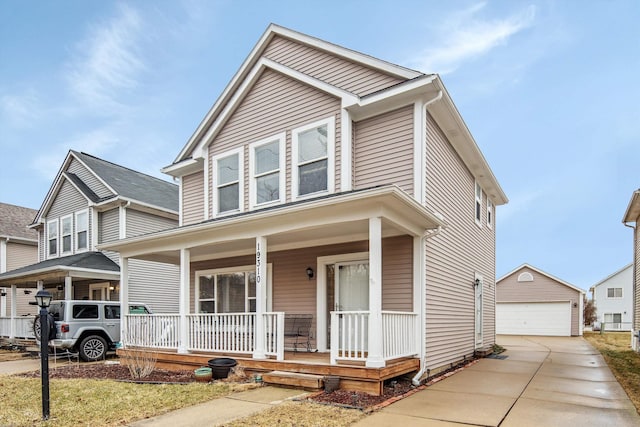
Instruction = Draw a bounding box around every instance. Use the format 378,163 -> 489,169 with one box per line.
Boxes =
66,3 -> 146,112
411,2 -> 536,74
0,90 -> 41,128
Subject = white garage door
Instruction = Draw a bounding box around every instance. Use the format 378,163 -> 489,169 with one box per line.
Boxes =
496,302 -> 571,336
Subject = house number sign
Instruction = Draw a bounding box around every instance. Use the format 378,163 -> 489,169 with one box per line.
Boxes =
256,240 -> 263,286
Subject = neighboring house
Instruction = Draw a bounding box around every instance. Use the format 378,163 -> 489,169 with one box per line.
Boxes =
0,203 -> 38,337
0,151 -> 180,339
101,24 -> 508,395
590,264 -> 633,331
496,264 -> 585,337
622,189 -> 640,350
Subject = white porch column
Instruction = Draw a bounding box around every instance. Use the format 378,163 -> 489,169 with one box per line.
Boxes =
367,217 -> 384,368
0,288 -> 5,317
64,276 -> 73,300
36,280 -> 43,291
119,256 -> 129,346
178,248 -> 190,354
10,285 -> 17,339
253,236 -> 267,359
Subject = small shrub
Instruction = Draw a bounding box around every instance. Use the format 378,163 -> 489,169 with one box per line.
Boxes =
120,348 -> 157,379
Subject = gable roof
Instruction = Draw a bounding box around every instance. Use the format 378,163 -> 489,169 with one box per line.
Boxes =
0,202 -> 38,242
163,24 -> 507,205
623,189 -> 640,223
33,151 -> 178,225
591,263 -> 633,288
497,263 -> 585,295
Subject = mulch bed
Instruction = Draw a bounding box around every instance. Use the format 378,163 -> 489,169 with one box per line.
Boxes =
17,363 -> 200,383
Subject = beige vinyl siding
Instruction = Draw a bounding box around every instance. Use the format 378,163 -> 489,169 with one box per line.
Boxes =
67,158 -> 113,199
636,225 -> 640,330
353,106 -> 414,195
128,259 -> 179,313
424,113 -> 496,370
126,209 -> 176,238
5,242 -> 37,271
38,229 -> 44,262
182,172 -> 205,225
98,209 -> 119,244
497,267 -> 582,336
5,291 -> 36,317
209,68 -> 341,210
263,36 -> 405,97
47,180 -> 88,219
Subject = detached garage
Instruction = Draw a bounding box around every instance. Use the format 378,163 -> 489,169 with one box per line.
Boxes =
496,264 -> 585,336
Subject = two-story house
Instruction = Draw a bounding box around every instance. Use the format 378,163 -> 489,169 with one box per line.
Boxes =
102,24 -> 508,394
0,151 -> 180,340
590,264 -> 633,331
0,202 -> 38,339
623,189 -> 640,349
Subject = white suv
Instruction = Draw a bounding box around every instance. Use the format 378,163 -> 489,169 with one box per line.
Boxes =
34,300 -> 151,362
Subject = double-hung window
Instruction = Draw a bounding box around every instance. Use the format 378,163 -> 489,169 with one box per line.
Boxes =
196,268 -> 257,313
292,117 -> 335,200
61,215 -> 73,254
475,181 -> 482,227
249,133 -> 285,209
213,148 -> 243,215
76,210 -> 88,251
607,288 -> 622,298
47,219 -> 58,257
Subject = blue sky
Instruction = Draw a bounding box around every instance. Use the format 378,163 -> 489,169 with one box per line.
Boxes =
1,1 -> 639,290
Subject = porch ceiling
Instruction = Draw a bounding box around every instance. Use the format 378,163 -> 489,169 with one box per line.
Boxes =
102,186 -> 445,264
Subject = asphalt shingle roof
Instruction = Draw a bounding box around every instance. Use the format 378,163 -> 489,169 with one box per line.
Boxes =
0,202 -> 38,240
0,252 -> 119,280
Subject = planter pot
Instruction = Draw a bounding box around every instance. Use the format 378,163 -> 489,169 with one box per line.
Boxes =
208,358 -> 237,379
194,367 -> 212,382
324,375 -> 340,392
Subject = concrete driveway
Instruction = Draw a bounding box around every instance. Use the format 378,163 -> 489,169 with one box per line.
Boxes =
355,335 -> 640,426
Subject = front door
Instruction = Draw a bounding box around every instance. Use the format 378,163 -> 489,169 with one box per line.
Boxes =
334,262 -> 369,351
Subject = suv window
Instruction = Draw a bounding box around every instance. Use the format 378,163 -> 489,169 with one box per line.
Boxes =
105,305 -> 120,319
73,304 -> 99,319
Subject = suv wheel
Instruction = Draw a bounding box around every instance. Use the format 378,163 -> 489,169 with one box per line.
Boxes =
78,335 -> 107,362
33,314 -> 56,342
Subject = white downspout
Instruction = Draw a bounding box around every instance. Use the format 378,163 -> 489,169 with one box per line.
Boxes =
412,224 -> 443,386
624,221 -> 637,350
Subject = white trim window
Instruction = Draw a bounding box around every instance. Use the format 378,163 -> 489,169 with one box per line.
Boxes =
607,288 -> 623,298
474,181 -> 482,227
604,313 -> 622,323
195,266 -> 257,313
487,198 -> 493,229
75,210 -> 89,251
292,116 -> 335,200
47,219 -> 58,257
249,133 -> 286,209
213,148 -> 244,215
61,215 -> 73,254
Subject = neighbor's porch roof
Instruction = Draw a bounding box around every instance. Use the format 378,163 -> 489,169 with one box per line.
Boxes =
99,186 -> 445,264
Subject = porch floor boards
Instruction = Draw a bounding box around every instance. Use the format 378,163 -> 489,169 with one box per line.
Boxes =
117,349 -> 419,395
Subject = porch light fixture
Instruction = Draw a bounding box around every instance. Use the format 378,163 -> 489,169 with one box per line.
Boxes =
35,289 -> 53,420
57,285 -> 63,291
306,267 -> 314,280
24,289 -> 32,295
0,291 -> 6,297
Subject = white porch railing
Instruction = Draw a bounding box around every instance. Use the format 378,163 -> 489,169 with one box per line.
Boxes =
330,311 -> 419,365
0,317 -> 35,339
123,312 -> 285,361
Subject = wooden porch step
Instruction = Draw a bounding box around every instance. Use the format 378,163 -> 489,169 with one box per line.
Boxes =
262,370 -> 324,390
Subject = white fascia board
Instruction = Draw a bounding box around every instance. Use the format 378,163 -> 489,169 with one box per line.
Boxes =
32,151 -> 76,225
111,197 -> 179,218
161,158 -> 203,178
0,235 -> 38,245
70,151 -> 118,195
622,190 -> 640,223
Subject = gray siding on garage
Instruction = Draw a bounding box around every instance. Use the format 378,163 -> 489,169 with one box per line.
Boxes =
126,209 -> 176,238
128,258 -> 179,313
497,266 -> 582,336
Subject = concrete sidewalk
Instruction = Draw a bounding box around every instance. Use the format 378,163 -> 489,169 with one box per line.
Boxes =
354,335 -> 640,427
0,357 -> 41,375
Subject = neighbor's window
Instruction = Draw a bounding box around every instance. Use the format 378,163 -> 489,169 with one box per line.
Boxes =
196,269 -> 257,314
607,288 -> 622,298
61,215 -> 72,254
487,199 -> 493,229
214,149 -> 243,215
76,210 -> 88,251
604,313 -> 622,323
47,219 -> 58,257
475,181 -> 482,227
249,133 -> 285,208
292,117 -> 335,199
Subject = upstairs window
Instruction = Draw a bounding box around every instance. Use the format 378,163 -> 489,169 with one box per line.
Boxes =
76,210 -> 88,251
213,149 -> 243,215
47,220 -> 58,257
292,117 -> 335,200
487,199 -> 493,229
475,181 -> 482,227
249,133 -> 285,209
607,288 -> 622,298
61,215 -> 72,254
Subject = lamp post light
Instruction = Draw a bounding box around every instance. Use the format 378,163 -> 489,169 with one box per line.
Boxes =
35,289 -> 53,421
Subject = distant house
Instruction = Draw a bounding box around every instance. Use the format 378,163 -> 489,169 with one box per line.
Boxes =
101,24 -> 508,395
590,264 -> 633,331
622,189 -> 640,350
0,203 -> 38,324
496,264 -> 585,336
0,151 -> 179,339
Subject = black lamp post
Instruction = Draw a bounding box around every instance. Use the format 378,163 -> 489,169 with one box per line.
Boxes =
35,289 -> 53,421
